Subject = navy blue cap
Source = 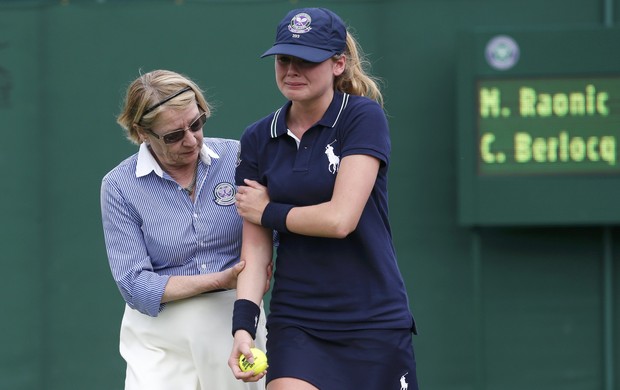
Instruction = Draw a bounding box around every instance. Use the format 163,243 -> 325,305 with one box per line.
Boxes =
261,8 -> 347,63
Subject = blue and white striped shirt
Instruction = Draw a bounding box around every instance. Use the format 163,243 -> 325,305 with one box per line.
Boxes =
100,138 -> 241,316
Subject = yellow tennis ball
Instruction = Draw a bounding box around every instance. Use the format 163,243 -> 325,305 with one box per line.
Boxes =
239,348 -> 268,375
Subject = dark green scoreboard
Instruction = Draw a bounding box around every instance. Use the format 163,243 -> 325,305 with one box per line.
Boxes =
457,27 -> 620,226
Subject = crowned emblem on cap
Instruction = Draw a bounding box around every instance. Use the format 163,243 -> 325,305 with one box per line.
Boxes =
288,12 -> 312,34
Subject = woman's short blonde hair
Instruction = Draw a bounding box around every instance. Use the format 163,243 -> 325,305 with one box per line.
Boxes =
117,69 -> 212,145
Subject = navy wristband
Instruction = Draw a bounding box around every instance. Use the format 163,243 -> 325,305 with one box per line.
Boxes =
261,202 -> 294,233
232,299 -> 260,339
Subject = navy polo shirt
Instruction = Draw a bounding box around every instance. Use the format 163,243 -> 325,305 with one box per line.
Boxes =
236,91 -> 415,332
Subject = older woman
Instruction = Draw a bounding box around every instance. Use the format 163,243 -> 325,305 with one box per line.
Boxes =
101,69 -> 266,390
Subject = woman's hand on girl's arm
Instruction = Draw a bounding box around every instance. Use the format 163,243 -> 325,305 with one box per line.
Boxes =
161,261 -> 246,303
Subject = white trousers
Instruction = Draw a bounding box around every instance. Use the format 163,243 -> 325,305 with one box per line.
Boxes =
120,289 -> 267,390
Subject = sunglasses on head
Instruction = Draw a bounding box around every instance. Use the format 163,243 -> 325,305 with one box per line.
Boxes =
144,111 -> 207,144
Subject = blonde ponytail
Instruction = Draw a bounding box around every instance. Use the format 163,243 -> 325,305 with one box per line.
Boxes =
334,33 -> 384,107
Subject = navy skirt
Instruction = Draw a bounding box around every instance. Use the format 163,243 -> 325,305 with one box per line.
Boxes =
265,324 -> 418,390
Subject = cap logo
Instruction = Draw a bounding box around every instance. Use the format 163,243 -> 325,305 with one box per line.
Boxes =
288,12 -> 312,34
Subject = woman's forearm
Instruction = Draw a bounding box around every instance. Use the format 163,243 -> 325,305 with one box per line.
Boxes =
236,221 -> 273,304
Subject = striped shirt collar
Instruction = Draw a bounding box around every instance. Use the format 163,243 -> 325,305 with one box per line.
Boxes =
270,91 -> 350,138
135,142 -> 220,178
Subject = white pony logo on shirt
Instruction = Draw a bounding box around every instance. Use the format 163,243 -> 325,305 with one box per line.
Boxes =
325,140 -> 340,174
400,372 -> 409,390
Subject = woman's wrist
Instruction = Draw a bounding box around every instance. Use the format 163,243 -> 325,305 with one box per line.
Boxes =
261,202 -> 294,233
232,299 -> 261,339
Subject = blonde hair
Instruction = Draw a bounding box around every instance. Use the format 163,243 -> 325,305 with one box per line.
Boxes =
334,32 -> 383,107
117,69 -> 212,145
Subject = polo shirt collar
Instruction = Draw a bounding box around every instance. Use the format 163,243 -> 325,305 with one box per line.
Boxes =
269,91 -> 349,139
135,142 -> 219,178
